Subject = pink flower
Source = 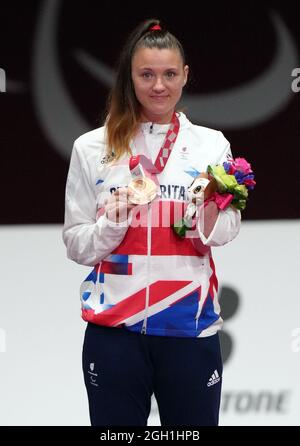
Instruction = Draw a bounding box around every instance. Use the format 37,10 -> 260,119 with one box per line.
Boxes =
243,178 -> 256,189
233,157 -> 252,174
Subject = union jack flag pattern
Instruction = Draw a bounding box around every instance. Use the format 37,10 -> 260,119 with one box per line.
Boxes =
63,112 -> 241,338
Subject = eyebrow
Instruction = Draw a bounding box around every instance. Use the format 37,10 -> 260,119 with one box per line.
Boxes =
138,66 -> 179,71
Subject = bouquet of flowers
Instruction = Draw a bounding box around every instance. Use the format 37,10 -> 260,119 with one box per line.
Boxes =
172,157 -> 256,237
207,157 -> 256,211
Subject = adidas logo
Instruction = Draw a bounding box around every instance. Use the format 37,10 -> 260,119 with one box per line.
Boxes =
207,369 -> 221,387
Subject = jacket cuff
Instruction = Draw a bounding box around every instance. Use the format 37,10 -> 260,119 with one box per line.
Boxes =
100,212 -> 133,229
197,206 -> 241,247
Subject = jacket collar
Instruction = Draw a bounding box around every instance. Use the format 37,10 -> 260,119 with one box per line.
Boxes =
139,112 -> 191,135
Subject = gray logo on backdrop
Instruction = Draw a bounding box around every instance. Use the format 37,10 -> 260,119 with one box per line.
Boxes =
218,286 -> 240,364
0,68 -> 6,93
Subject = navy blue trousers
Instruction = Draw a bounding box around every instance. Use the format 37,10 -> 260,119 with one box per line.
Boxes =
82,322 -> 223,426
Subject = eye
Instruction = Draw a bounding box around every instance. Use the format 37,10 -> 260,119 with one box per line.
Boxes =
194,185 -> 203,194
142,72 -> 153,79
166,71 -> 176,78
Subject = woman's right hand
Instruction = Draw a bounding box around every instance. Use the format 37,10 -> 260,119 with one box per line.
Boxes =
104,187 -> 136,223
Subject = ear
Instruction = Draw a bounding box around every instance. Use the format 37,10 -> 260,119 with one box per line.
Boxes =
183,65 -> 189,86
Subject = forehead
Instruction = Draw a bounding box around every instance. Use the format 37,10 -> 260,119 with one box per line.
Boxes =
132,47 -> 183,68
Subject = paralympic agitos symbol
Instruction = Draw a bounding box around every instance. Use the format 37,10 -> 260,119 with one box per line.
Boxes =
32,1 -> 298,160
218,286 -> 240,364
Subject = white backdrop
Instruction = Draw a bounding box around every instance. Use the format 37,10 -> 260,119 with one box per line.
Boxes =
0,220 -> 299,426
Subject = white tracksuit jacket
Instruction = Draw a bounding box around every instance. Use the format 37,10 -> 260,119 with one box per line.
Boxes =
62,112 -> 241,338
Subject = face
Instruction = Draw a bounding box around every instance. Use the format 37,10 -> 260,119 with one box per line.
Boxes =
131,47 -> 189,123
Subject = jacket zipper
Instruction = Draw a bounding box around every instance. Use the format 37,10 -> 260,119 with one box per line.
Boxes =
141,122 -> 154,333
141,203 -> 152,334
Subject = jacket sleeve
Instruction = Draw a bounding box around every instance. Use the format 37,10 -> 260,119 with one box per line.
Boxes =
197,131 -> 241,247
62,141 -> 130,266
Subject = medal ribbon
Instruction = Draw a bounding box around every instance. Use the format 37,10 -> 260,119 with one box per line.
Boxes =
129,154 -> 160,186
154,112 -> 180,172
129,111 -> 180,177
128,112 -> 180,198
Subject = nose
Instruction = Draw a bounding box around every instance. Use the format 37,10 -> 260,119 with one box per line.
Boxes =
153,76 -> 166,92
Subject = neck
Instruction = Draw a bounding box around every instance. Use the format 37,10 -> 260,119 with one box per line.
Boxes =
140,110 -> 174,124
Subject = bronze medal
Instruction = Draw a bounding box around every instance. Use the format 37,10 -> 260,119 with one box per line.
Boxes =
128,177 -> 158,205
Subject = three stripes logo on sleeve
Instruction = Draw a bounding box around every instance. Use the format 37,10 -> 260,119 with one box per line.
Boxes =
207,369 -> 221,387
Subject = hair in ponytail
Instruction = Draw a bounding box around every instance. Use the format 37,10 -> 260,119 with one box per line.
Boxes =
104,18 -> 186,160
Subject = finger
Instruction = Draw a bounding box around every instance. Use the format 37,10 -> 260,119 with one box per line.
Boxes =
117,195 -> 131,204
114,193 -> 129,204
127,202 -> 137,210
127,188 -> 134,197
106,193 -> 126,205
114,187 -> 128,197
105,202 -> 118,213
105,202 -> 130,213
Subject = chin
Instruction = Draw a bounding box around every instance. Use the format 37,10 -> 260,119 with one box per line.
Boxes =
148,105 -> 173,114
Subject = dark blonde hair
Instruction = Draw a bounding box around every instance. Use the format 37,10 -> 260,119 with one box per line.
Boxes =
104,18 -> 186,160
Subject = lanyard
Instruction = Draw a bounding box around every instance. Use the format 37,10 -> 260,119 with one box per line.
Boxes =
128,112 -> 180,199
153,112 -> 180,172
